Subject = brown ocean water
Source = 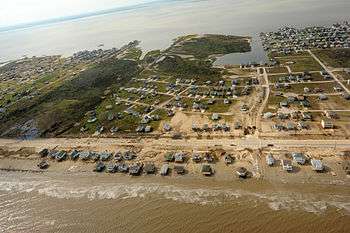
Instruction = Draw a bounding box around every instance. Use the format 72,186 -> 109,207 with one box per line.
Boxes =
0,171 -> 349,233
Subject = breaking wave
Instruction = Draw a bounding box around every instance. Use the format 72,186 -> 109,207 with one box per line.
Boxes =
0,175 -> 349,215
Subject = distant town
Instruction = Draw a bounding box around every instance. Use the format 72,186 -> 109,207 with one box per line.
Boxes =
261,22 -> 350,53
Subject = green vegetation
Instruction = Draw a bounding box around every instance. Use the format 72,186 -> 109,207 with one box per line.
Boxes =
123,47 -> 143,60
308,95 -> 350,110
0,59 -> 139,137
168,34 -> 251,59
268,72 -> 325,83
142,50 -> 161,64
313,48 -> 350,68
272,82 -> 337,94
335,71 -> 350,81
264,95 -> 286,113
268,51 -> 310,58
266,66 -> 288,74
276,56 -> 322,72
157,55 -> 220,78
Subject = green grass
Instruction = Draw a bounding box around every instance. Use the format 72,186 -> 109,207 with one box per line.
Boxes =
207,100 -> 233,113
266,66 -> 288,74
149,108 -> 172,130
264,95 -> 286,113
0,59 -> 139,137
123,47 -> 142,60
307,95 -> 350,110
268,51 -> 310,58
313,48 -> 350,68
143,50 -> 161,64
139,94 -> 172,105
272,82 -> 337,94
276,56 -> 322,72
168,34 -> 251,59
268,72 -> 326,83
335,71 -> 350,81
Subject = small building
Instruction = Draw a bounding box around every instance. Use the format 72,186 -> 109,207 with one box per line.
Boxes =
160,164 -> 169,176
203,153 -> 214,163
174,165 -> 185,175
287,122 -> 296,131
301,112 -> 312,121
94,162 -> 105,172
100,152 -> 112,161
211,113 -> 220,121
321,119 -> 334,129
201,164 -> 213,176
281,159 -> 293,172
325,111 -> 338,119
106,163 -> 117,173
280,101 -> 289,108
117,163 -> 129,173
292,152 -> 306,165
319,94 -> 328,100
163,123 -> 172,132
123,151 -> 136,160
144,125 -> 152,133
266,154 -> 275,166
129,163 -> 143,176
224,154 -> 234,164
236,167 -> 248,178
144,163 -> 156,174
297,121 -> 309,129
263,112 -> 274,119
192,153 -> 201,163
174,152 -> 185,163
310,159 -> 324,172
224,99 -> 230,105
79,151 -> 90,160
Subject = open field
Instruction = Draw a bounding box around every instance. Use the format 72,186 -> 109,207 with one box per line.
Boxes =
266,66 -> 288,74
271,82 -> 338,94
275,56 -> 322,72
268,72 -> 325,83
168,34 -> 251,59
313,48 -> 350,68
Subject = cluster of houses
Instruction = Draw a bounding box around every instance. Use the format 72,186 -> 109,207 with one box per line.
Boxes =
266,152 -> 325,172
192,122 -> 231,132
274,71 -> 332,84
38,148 -> 340,178
37,149 -> 238,177
0,56 -> 61,82
266,109 -> 338,131
261,22 -> 350,53
70,40 -> 138,64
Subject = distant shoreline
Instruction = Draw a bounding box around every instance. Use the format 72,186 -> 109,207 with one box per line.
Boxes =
0,0 -> 174,33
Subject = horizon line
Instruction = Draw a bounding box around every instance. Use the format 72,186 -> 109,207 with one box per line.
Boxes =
0,0 -> 182,33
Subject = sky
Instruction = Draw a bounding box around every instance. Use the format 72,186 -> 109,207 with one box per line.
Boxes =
0,0 -> 160,28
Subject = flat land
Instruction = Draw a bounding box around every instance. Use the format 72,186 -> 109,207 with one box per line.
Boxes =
313,48 -> 350,68
275,56 -> 322,72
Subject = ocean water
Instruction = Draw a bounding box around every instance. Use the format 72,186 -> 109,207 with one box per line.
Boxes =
0,171 -> 349,233
0,0 -> 349,63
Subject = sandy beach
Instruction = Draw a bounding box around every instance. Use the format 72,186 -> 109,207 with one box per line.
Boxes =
0,137 -> 349,233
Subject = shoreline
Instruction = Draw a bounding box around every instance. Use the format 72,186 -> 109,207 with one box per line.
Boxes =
1,137 -> 349,189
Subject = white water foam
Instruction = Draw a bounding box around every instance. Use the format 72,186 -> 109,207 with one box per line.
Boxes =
0,177 -> 349,215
